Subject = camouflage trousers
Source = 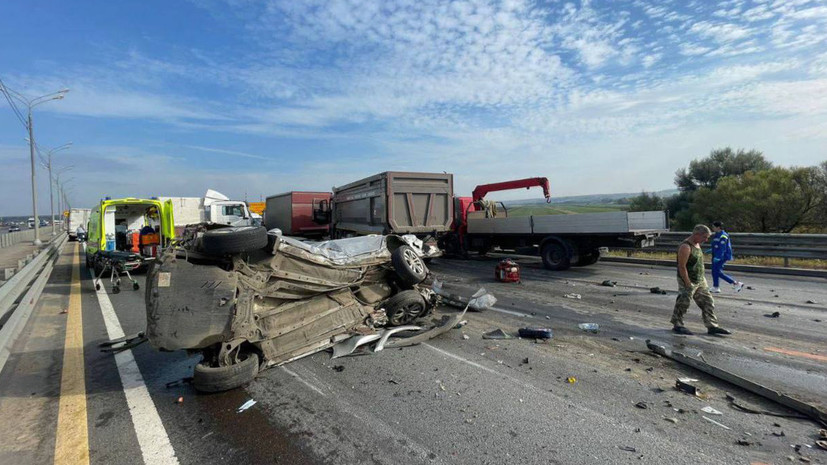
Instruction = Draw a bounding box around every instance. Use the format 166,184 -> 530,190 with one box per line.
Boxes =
670,278 -> 720,328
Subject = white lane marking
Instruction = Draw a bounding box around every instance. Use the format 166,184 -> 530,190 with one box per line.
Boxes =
280,366 -> 327,397
90,271 -> 179,465
490,306 -> 532,318
422,343 -> 537,391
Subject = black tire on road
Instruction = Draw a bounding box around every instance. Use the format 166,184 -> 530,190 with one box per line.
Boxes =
193,352 -> 260,393
541,241 -> 571,271
384,290 -> 427,326
201,226 -> 268,255
573,250 -> 600,267
391,245 -> 428,287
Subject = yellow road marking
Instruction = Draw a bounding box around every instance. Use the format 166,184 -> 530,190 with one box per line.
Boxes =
764,346 -> 827,363
54,243 -> 89,465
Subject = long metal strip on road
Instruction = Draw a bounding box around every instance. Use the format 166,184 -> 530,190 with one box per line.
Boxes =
89,265 -> 179,465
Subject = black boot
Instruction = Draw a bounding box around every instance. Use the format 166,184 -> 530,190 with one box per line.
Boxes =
672,326 -> 694,335
707,327 -> 732,335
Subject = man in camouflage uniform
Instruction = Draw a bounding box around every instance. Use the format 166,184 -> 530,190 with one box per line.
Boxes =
671,224 -> 733,336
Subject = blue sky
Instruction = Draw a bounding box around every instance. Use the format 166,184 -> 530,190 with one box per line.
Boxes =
1,0 -> 826,216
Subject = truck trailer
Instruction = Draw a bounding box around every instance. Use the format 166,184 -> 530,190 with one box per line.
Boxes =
67,208 -> 91,241
445,177 -> 668,271
264,191 -> 331,237
331,171 -> 454,239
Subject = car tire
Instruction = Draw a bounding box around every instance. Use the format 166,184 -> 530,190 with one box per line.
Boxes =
193,352 -> 259,393
391,245 -> 428,287
541,241 -> 571,271
573,251 -> 600,267
201,226 -> 268,255
383,290 -> 427,326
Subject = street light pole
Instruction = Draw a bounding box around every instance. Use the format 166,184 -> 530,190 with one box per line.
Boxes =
0,81 -> 69,246
40,144 -> 72,235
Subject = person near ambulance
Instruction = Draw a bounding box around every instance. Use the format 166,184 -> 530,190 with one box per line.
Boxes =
707,221 -> 744,293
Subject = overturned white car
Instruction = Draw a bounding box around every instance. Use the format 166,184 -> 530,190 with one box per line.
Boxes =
146,226 -> 463,392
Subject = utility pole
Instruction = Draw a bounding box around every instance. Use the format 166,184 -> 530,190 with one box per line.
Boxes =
27,108 -> 41,245
41,144 -> 72,235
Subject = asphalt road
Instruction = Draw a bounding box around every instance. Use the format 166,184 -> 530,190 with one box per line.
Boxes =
0,246 -> 825,464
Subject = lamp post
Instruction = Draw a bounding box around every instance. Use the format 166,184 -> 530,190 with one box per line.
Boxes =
0,80 -> 69,246
40,143 -> 72,235
53,166 -> 73,233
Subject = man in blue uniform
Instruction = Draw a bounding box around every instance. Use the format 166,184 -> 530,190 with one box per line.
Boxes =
708,221 -> 744,293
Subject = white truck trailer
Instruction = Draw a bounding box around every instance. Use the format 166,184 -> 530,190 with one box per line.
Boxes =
67,208 -> 91,241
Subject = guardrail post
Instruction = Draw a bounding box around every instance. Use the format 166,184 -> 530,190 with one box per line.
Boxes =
626,250 -> 632,257
783,256 -> 789,267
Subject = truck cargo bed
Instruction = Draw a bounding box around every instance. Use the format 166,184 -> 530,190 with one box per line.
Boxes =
467,211 -> 667,235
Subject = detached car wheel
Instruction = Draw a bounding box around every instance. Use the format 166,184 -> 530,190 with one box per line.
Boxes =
384,290 -> 427,326
201,226 -> 268,255
391,245 -> 428,287
193,352 -> 259,393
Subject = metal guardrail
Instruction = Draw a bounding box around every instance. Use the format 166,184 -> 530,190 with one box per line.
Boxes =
616,231 -> 827,266
0,229 -> 36,248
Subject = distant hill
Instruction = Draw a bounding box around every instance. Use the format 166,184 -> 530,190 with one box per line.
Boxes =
503,189 -> 678,206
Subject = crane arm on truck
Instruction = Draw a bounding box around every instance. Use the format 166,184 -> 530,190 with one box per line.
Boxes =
471,177 -> 551,203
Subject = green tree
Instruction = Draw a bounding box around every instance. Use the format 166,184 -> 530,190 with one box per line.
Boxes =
628,192 -> 664,212
675,147 -> 772,191
693,167 -> 824,233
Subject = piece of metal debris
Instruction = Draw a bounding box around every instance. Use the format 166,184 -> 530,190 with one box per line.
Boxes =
649,340 -> 827,427
601,280 -> 617,287
702,416 -> 731,430
578,323 -> 599,333
701,406 -> 723,415
563,293 -> 581,299
650,287 -> 667,295
635,401 -> 649,409
483,328 -> 513,340
676,378 -> 700,396
736,439 -> 754,446
237,399 -> 257,413
765,311 -> 781,318
618,446 -> 636,452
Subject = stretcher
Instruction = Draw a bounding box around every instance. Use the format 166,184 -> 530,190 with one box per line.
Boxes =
92,250 -> 143,294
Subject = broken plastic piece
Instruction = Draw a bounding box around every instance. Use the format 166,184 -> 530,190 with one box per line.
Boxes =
563,293 -> 581,299
566,377 -> 577,384
331,333 -> 383,359
701,406 -> 723,415
237,399 -> 256,413
601,280 -> 617,287
702,416 -> 731,429
373,326 -> 422,352
578,323 -> 599,333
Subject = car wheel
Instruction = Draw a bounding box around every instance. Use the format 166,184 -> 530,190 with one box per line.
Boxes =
193,352 -> 259,393
391,245 -> 428,287
541,241 -> 571,271
383,290 -> 427,326
573,250 -> 600,267
201,226 -> 268,255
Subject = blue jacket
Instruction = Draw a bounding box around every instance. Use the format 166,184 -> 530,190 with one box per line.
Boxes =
708,230 -> 733,262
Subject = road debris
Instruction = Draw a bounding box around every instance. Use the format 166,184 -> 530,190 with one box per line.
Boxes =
433,280 -> 497,311
635,401 -> 649,409
176,396 -> 184,404
664,417 -> 678,424
518,327 -> 553,339
765,311 -> 781,318
563,293 -> 581,299
237,399 -> 256,413
618,446 -> 636,452
495,258 -> 521,283
676,378 -> 700,396
454,320 -> 468,329
649,341 -> 827,427
806,300 -> 818,304
702,416 -> 731,430
332,365 -> 345,372
483,328 -> 512,340
566,377 -> 577,384
650,287 -> 667,295
816,440 -> 827,451
578,323 -> 599,333
736,439 -> 754,446
701,406 -> 723,415
725,393 -> 809,420
601,280 -> 617,287
461,334 -> 470,340
165,377 -> 193,389
772,431 -> 786,437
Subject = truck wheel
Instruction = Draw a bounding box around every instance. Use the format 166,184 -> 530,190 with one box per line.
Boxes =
384,290 -> 427,326
201,226 -> 268,255
541,241 -> 571,271
193,352 -> 259,393
573,251 -> 600,267
391,245 -> 428,287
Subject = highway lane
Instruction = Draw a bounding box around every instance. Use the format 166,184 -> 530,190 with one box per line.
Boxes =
1,246 -> 825,464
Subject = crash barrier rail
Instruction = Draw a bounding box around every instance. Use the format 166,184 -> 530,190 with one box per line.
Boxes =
615,232 -> 827,267
0,233 -> 67,373
0,229 -> 36,249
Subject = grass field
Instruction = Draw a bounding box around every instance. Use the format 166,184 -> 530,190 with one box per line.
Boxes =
606,250 -> 827,270
507,204 -> 627,217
